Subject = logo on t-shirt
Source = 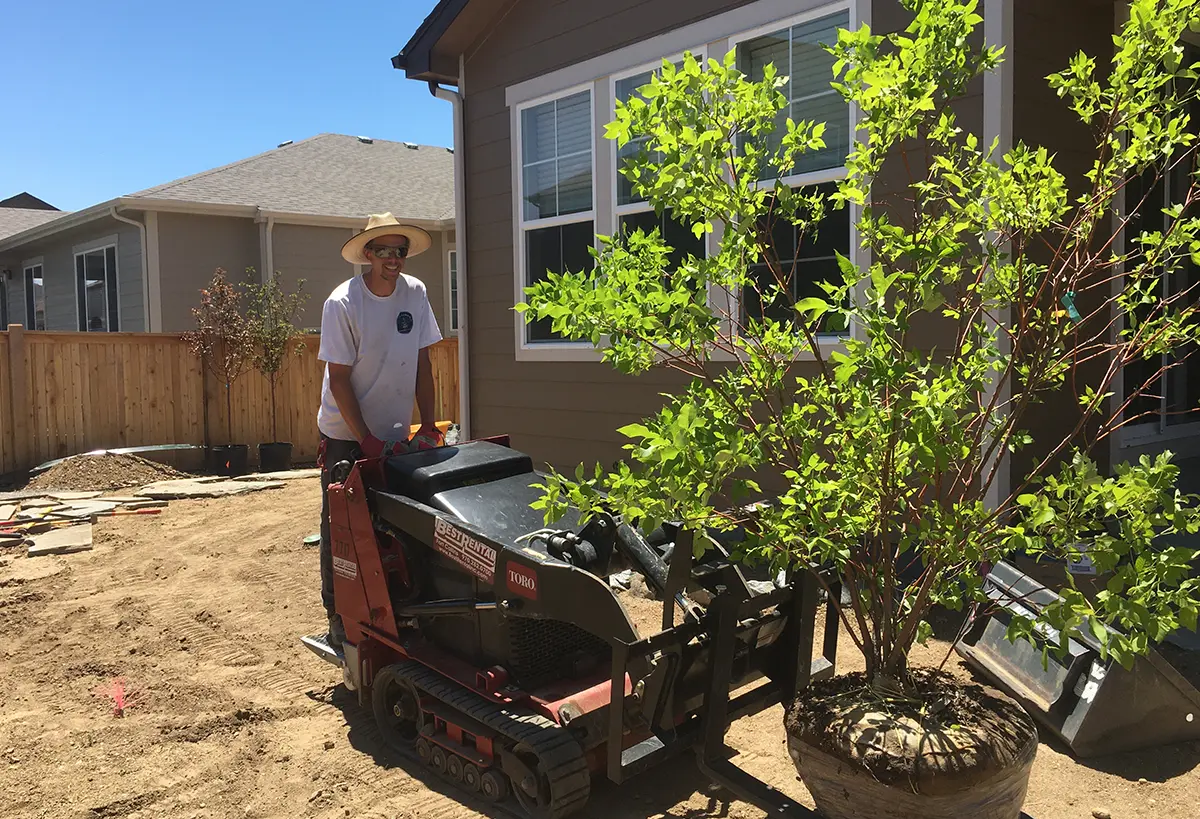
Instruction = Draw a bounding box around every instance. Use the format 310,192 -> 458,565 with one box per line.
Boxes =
396,311 -> 414,334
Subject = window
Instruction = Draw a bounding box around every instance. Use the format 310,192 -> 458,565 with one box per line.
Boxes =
75,245 -> 119,332
23,263 -> 45,331
518,87 -> 594,344
448,249 -> 459,333
737,10 -> 851,180
614,61 -> 707,268
1122,67 -> 1200,436
744,182 -> 848,333
735,9 -> 853,336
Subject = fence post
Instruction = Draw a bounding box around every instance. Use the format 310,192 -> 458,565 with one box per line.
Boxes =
7,324 -> 31,470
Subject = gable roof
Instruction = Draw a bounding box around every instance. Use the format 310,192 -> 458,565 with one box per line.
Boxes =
0,207 -> 70,241
0,133 -> 455,252
393,0 -> 470,81
0,192 -> 58,211
131,133 -> 455,221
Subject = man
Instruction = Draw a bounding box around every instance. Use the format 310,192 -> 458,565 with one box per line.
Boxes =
317,212 -> 443,648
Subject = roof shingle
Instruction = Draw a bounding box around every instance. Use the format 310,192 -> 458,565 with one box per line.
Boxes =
0,207 -> 70,241
130,133 -> 455,222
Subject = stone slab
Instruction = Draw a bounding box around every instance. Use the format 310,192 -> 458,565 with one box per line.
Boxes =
99,496 -> 153,504
234,469 -> 321,482
27,525 -> 93,557
56,500 -> 119,517
0,505 -> 16,523
20,499 -> 58,509
47,491 -> 104,501
138,479 -> 286,499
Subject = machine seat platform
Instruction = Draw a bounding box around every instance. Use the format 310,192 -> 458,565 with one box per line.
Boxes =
301,633 -> 344,667
384,441 -> 533,506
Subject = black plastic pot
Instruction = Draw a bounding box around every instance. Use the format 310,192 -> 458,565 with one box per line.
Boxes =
258,442 -> 294,473
211,444 -> 249,477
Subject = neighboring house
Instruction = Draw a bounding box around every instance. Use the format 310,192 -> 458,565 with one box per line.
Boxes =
0,194 -> 66,331
0,134 -> 459,336
393,0 -> 1192,494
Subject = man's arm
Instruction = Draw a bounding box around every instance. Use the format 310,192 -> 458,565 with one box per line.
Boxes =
416,347 -> 436,429
326,363 -> 372,443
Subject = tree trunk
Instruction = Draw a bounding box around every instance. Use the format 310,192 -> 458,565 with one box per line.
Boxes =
270,375 -> 278,442
225,383 -> 234,444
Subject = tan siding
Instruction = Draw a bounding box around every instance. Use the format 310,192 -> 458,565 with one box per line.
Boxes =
156,213 -> 261,332
271,224 -> 355,330
403,230 -> 450,338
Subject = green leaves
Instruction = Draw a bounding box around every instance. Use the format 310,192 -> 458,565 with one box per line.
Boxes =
521,0 -> 1200,683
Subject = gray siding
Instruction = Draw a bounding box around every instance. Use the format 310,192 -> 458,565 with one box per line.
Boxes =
0,214 -> 146,332
156,213 -> 260,332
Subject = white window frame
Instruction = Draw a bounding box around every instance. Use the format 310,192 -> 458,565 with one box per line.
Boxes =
720,1 -> 861,358
446,246 -> 459,335
609,47 -> 708,227
512,81 -> 599,361
73,236 -> 120,333
22,257 -> 45,331
506,0 -> 860,363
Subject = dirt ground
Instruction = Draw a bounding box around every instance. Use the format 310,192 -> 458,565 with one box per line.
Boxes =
0,477 -> 1197,819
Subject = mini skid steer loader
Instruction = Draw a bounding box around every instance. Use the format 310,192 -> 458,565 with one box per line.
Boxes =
303,436 -> 839,818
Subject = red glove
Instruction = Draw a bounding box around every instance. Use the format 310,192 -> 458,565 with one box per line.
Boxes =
359,435 -> 385,458
360,435 -> 403,458
410,425 -> 444,451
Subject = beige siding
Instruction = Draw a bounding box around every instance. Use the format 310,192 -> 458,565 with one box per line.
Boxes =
271,224 -> 355,330
0,215 -> 146,332
156,213 -> 260,332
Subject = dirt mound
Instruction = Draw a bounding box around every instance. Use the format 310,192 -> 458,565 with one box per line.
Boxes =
26,453 -> 186,491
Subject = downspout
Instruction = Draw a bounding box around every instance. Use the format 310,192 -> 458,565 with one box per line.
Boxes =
430,78 -> 471,439
255,209 -> 275,284
109,207 -> 149,331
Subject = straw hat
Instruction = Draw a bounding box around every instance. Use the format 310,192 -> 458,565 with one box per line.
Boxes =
341,213 -> 433,264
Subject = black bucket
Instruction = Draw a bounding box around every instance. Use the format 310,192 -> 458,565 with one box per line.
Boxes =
211,444 -> 249,477
258,442 -> 293,473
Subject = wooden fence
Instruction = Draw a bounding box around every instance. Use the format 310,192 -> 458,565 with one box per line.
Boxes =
0,328 -> 459,475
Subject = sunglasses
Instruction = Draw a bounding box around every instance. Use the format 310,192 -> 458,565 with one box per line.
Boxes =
367,244 -> 410,259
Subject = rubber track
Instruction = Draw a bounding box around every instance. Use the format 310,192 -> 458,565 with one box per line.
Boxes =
392,659 -> 592,819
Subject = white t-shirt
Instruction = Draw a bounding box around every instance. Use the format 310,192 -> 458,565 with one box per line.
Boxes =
317,274 -> 442,441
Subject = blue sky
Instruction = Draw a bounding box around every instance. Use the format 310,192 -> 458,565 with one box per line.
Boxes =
1,0 -> 447,211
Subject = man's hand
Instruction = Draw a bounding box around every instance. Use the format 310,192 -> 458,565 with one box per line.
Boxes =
360,435 -> 386,459
411,424 -> 444,451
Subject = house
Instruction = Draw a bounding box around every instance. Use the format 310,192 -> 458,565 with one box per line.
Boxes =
392,0 -> 1191,497
0,134 -> 459,336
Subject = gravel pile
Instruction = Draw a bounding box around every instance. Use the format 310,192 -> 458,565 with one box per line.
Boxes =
26,453 -> 187,492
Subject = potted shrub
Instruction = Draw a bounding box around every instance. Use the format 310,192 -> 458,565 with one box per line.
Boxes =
245,270 -> 309,472
185,268 -> 254,477
520,2 -> 1200,817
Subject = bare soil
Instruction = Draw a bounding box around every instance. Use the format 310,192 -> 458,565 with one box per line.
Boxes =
0,478 -> 1196,819
25,453 -> 187,492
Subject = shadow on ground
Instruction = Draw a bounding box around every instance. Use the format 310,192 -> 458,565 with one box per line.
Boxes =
318,684 -> 746,819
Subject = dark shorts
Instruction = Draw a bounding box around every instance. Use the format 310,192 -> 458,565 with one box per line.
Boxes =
318,434 -> 362,617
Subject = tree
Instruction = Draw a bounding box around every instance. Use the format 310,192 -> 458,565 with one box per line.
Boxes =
520,0 -> 1200,688
245,271 -> 309,442
185,269 -> 254,446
